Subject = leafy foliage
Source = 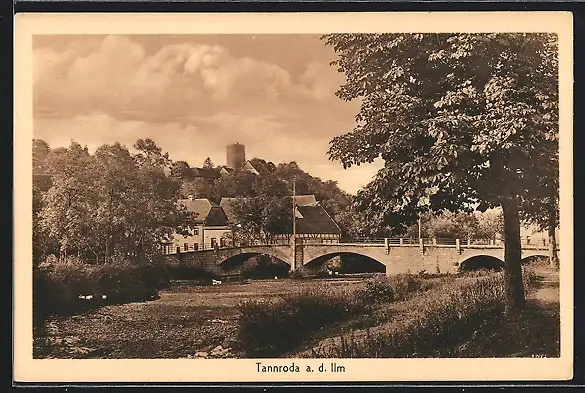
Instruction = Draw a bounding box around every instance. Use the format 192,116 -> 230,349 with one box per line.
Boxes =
35,139 -> 196,264
203,157 -> 214,169
33,256 -> 165,333
322,33 -> 558,310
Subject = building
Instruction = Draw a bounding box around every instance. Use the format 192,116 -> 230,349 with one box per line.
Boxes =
219,166 -> 234,176
226,143 -> 246,170
219,194 -> 342,245
190,167 -> 221,180
241,158 -> 276,175
162,197 -> 232,254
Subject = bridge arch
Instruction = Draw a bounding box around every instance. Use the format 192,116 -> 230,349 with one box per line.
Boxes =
219,251 -> 291,269
303,251 -> 386,273
458,254 -> 504,272
521,254 -> 549,264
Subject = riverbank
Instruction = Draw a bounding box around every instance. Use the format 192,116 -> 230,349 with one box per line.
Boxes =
33,265 -> 559,359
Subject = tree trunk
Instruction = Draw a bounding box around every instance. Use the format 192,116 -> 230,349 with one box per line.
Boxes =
501,197 -> 526,313
548,225 -> 559,269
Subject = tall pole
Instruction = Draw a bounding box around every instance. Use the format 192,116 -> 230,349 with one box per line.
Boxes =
293,177 -> 297,238
292,175 -> 297,271
418,217 -> 422,240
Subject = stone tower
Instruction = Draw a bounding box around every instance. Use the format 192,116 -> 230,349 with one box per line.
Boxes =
226,143 -> 246,170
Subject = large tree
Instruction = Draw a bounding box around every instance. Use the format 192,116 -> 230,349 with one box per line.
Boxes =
32,139 -> 51,173
323,33 -> 558,312
229,195 -> 293,245
170,160 -> 193,180
37,140 -> 196,264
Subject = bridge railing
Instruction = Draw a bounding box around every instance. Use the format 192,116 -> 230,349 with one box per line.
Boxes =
162,234 -> 555,254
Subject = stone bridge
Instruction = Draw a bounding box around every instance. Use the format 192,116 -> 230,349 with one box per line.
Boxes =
163,238 -> 555,276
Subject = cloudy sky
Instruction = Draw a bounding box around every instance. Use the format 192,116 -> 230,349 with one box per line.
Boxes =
33,34 -> 384,194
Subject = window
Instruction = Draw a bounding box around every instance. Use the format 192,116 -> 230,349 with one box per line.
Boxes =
220,237 -> 226,248
211,238 -> 217,248
194,227 -> 199,235
184,243 -> 189,251
194,243 -> 199,250
176,247 -> 181,254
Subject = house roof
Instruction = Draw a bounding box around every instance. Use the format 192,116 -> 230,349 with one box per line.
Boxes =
219,166 -> 234,175
191,167 -> 221,179
178,198 -> 228,226
219,197 -> 242,224
220,195 -> 319,224
295,203 -> 342,235
219,195 -> 340,234
244,158 -> 276,175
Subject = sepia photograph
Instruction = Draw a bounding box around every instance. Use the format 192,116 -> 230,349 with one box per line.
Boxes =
14,12 -> 573,383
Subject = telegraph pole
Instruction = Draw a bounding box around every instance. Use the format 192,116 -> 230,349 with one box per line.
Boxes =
291,175 -> 297,272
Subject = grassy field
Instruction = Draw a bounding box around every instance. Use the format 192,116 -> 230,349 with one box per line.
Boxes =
33,265 -> 560,359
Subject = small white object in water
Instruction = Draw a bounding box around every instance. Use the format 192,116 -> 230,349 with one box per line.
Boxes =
86,295 -> 93,300
102,295 -> 107,299
212,279 -> 222,285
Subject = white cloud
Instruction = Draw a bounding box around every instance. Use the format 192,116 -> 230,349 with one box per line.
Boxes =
33,35 -> 374,194
34,35 -> 323,120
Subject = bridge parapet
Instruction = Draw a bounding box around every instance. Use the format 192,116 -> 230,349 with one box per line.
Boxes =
162,237 -> 557,276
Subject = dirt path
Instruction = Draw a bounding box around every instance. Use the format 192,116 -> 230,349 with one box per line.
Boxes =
528,267 -> 560,305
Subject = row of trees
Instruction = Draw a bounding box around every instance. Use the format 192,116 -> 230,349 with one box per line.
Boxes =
33,138 -> 196,265
323,33 -> 560,312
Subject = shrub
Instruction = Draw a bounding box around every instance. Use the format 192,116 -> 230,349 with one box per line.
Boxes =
356,274 -> 432,304
237,286 -> 363,357
33,255 -> 165,333
307,273 -> 538,358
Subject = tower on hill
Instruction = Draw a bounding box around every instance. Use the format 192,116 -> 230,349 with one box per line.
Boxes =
226,143 -> 246,170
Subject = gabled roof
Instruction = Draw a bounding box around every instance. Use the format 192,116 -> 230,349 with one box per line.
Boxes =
220,195 -> 319,224
295,203 -> 342,235
219,197 -> 242,224
243,158 -> 276,175
178,198 -> 228,226
219,166 -> 234,175
191,167 -> 221,179
219,195 -> 340,234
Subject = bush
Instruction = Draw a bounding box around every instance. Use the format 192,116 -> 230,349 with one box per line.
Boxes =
33,256 -> 165,334
237,286 -> 363,357
308,274 -> 520,358
356,274 -> 432,304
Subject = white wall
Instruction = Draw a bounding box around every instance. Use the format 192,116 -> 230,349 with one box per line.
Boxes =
203,226 -> 233,249
170,224 -> 204,253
